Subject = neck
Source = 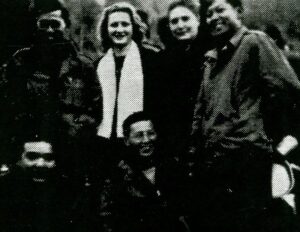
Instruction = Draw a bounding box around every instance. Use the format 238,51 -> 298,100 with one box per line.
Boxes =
113,42 -> 132,57
179,40 -> 193,51
214,26 -> 242,49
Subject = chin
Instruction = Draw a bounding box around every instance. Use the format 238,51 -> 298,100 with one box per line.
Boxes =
176,35 -> 190,40
113,40 -> 128,46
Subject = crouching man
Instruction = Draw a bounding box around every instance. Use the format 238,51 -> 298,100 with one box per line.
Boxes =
0,142 -> 72,232
99,111 -> 189,232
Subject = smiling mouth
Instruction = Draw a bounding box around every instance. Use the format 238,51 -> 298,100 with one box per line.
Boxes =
211,20 -> 224,29
176,30 -> 189,36
113,34 -> 127,39
215,24 -> 224,29
140,145 -> 154,155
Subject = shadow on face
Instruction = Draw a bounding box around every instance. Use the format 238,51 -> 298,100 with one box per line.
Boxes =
36,10 -> 68,44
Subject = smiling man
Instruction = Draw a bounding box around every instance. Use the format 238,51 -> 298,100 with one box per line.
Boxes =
0,141 -> 69,232
99,111 -> 188,232
188,0 -> 300,231
123,111 -> 157,162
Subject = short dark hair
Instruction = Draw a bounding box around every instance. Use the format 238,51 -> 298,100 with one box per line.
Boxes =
200,0 -> 243,10
96,2 -> 147,52
226,0 -> 243,8
123,111 -> 154,138
34,0 -> 71,27
168,0 -> 200,18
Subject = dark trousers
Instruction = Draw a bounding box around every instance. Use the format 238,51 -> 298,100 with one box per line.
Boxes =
187,149 -> 295,232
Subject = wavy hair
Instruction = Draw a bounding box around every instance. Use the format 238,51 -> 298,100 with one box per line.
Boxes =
96,2 -> 147,52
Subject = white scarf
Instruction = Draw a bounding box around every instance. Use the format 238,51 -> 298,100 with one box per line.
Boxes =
97,41 -> 144,138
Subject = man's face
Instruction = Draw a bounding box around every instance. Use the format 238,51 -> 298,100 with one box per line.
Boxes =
108,11 -> 133,48
36,10 -> 67,43
21,152 -> 56,183
169,6 -> 199,41
125,120 -> 157,157
206,0 -> 242,38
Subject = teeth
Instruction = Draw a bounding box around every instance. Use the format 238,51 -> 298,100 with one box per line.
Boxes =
142,146 -> 152,150
176,30 -> 187,34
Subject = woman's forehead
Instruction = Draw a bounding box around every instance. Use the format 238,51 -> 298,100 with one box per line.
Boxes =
108,11 -> 131,22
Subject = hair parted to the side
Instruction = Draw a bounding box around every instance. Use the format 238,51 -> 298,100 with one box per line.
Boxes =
96,2 -> 147,52
168,0 -> 200,19
123,111 -> 154,138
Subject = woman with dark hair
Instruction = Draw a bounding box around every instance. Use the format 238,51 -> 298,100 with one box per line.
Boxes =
95,2 -> 160,161
159,0 -> 206,160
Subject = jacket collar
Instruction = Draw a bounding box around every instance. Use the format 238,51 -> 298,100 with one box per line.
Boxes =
204,26 -> 248,61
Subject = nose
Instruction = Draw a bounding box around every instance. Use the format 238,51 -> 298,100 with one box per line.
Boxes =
116,24 -> 125,32
35,158 -> 46,167
46,26 -> 55,33
177,19 -> 185,28
141,133 -> 150,143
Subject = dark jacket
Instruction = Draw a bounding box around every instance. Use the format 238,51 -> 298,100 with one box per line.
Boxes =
99,155 -> 188,232
158,39 -> 204,159
0,164 -> 107,232
0,43 -> 102,164
190,27 -> 300,156
139,45 -> 162,116
0,165 -> 71,232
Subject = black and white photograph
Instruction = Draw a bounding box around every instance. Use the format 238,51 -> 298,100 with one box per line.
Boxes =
0,0 -> 300,231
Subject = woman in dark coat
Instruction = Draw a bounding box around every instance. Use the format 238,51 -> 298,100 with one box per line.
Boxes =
158,0 -> 205,160
95,2 -> 160,163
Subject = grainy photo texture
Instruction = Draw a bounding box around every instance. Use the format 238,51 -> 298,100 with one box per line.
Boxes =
0,0 -> 300,231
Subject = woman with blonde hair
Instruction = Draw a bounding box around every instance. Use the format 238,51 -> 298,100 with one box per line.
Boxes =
95,2 -> 160,159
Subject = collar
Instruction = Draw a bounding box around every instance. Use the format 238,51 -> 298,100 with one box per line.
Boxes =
204,26 -> 248,61
228,26 -> 248,48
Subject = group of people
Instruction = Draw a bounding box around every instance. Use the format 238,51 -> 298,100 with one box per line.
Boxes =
0,0 -> 300,231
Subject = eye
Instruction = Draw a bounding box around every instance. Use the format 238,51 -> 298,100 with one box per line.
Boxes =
147,130 -> 156,137
110,22 -> 119,28
38,19 -> 62,30
215,6 -> 225,14
121,22 -> 130,27
170,18 -> 179,25
51,20 -> 61,29
43,153 -> 54,162
25,152 -> 41,161
133,132 -> 143,140
182,16 -> 190,22
206,10 -> 213,18
38,20 -> 49,29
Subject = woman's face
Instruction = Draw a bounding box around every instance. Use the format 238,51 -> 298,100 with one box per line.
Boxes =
107,11 -> 133,48
169,6 -> 199,41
